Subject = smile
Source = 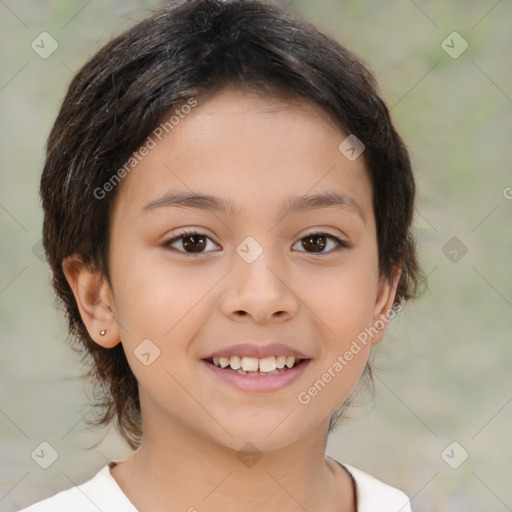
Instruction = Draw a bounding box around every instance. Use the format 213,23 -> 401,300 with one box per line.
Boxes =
206,355 -> 303,375
202,356 -> 311,392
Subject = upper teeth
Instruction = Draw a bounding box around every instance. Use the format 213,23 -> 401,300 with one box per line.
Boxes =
211,355 -> 299,372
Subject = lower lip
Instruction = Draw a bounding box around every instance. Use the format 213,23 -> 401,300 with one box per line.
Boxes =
202,359 -> 311,392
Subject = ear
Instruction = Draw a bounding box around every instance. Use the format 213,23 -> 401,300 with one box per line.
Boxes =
62,254 -> 121,348
370,265 -> 402,346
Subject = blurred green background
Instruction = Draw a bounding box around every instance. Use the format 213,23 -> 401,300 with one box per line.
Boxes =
1,1 -> 511,511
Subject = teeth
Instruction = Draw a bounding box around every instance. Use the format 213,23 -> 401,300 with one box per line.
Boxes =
276,355 -> 286,369
259,356 -> 277,372
210,355 -> 301,373
241,356 -> 259,371
229,355 -> 242,370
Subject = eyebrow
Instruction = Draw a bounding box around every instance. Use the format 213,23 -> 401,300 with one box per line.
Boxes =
140,190 -> 366,223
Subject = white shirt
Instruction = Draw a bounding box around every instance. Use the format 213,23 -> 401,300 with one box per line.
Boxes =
16,459 -> 412,512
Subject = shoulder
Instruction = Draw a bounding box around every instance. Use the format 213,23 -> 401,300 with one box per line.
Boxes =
14,464 -> 137,512
340,462 -> 413,512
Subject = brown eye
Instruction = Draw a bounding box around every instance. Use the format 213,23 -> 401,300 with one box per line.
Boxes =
163,230 -> 218,254
302,234 -> 327,252
181,234 -> 207,253
163,230 -> 348,255
294,232 -> 348,254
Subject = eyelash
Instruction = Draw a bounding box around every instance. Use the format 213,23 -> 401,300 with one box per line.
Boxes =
162,229 -> 350,255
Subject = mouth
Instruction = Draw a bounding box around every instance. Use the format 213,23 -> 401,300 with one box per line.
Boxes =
203,355 -> 308,375
201,354 -> 311,392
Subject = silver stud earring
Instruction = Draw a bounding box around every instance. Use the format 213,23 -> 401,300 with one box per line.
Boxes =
100,329 -> 106,336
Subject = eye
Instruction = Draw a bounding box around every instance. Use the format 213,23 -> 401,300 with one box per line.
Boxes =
162,229 -> 349,255
293,231 -> 349,254
162,229 -> 219,254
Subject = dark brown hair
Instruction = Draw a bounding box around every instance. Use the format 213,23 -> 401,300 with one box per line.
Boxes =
41,0 -> 424,449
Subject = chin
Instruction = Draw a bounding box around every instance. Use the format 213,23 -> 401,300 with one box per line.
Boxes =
207,412 -> 319,453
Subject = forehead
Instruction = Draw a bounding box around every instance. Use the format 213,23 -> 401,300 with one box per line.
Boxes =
113,87 -> 373,225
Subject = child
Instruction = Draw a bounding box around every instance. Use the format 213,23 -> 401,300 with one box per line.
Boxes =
18,0 -> 423,510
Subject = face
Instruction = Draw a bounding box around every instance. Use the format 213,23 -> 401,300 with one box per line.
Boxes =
65,86 -> 399,452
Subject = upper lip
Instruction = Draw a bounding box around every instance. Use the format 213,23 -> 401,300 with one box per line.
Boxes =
202,343 -> 310,360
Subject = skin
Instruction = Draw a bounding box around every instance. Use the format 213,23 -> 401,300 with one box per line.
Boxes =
63,86 -> 401,512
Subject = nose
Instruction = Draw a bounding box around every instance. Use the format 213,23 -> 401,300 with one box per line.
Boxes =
221,247 -> 299,324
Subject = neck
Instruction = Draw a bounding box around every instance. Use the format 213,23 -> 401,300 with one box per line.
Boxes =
110,409 -> 355,512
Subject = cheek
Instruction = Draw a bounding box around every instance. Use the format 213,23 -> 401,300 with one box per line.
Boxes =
296,279 -> 374,417
111,246 -> 214,337
108,256 -> 214,400
299,253 -> 377,388
109,254 -> 211,408
301,253 -> 378,335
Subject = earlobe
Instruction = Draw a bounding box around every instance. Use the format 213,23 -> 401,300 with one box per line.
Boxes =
62,254 -> 121,348
370,266 -> 402,346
